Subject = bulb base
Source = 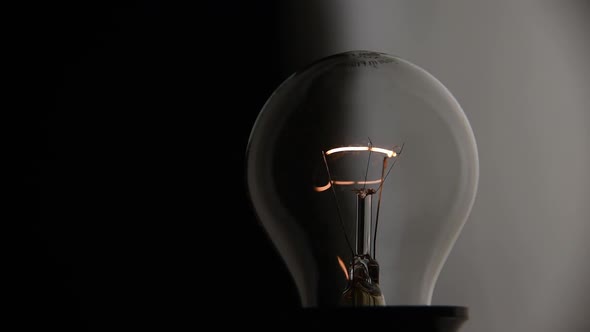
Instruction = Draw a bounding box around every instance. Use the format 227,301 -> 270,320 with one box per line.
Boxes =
276,306 -> 468,331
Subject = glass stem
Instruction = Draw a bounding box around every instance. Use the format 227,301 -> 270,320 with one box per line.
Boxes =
356,191 -> 372,257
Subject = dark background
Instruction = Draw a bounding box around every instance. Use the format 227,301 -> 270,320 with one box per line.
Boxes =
21,1 -> 300,329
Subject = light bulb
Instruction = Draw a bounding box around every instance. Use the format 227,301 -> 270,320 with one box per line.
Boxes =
246,50 -> 478,307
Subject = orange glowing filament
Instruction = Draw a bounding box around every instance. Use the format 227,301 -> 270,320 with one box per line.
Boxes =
325,146 -> 397,158
314,145 -> 398,192
313,179 -> 385,192
337,256 -> 350,280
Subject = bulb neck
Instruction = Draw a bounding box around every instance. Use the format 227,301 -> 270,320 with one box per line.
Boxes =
341,254 -> 385,306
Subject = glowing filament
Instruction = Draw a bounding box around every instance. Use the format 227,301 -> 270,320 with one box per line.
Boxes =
325,146 -> 397,158
337,256 -> 350,280
314,145 -> 398,192
313,179 -> 384,192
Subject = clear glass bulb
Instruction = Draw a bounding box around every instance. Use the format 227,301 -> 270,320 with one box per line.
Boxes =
246,50 -> 479,307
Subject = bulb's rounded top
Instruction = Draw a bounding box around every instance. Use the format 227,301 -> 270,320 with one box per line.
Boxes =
246,50 -> 478,307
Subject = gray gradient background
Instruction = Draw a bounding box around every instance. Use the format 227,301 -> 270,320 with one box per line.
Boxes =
278,1 -> 590,331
